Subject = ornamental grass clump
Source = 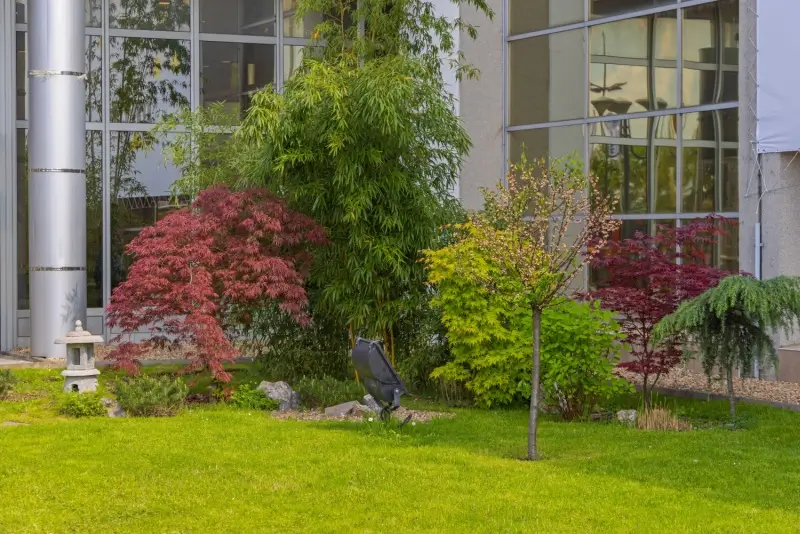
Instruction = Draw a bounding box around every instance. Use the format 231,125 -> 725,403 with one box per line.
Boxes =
637,407 -> 692,431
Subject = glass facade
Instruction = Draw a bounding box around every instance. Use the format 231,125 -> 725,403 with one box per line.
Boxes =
13,0 -> 313,314
507,0 -> 740,274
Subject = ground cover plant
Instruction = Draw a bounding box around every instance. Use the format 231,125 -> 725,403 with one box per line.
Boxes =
58,392 -> 107,418
0,369 -> 16,400
2,369 -> 800,532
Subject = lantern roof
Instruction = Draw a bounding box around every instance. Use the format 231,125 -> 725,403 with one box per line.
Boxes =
54,321 -> 105,345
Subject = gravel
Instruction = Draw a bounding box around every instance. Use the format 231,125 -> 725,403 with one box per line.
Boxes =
617,368 -> 800,406
8,344 -> 199,362
271,407 -> 455,424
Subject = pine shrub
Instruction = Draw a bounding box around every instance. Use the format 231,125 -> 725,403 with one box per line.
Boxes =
115,375 -> 188,417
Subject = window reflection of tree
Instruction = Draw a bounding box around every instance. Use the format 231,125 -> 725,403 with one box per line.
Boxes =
110,0 -> 191,31
107,1 -> 191,290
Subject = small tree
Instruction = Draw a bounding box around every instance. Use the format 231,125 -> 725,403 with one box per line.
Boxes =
654,275 -> 800,416
106,186 -> 328,381
468,156 -> 619,460
588,219 -> 731,406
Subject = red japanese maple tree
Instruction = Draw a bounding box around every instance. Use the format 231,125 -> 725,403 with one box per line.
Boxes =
106,186 -> 328,381
588,217 -> 732,405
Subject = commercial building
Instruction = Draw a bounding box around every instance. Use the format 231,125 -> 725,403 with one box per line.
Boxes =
0,0 -> 797,377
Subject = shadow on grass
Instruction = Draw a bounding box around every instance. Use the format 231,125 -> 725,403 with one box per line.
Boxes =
313,395 -> 800,514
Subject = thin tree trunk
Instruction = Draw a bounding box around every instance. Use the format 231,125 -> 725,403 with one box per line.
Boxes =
528,308 -> 542,461
726,363 -> 736,417
643,375 -> 650,410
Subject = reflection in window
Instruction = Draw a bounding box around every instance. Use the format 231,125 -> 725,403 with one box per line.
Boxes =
590,0 -> 673,20
591,116 -> 677,214
200,42 -> 276,116
110,37 -> 191,123
508,0 -> 583,35
283,0 -> 354,38
682,0 -> 739,107
110,0 -> 190,31
509,29 -> 585,127
201,0 -> 277,36
681,219 -> 739,272
15,34 -> 103,122
15,33 -> 24,121
682,110 -> 738,213
508,125 -> 585,168
589,12 -> 677,117
17,130 -> 104,310
15,0 -> 103,26
590,219 -> 675,287
109,133 -> 187,290
284,46 -> 305,82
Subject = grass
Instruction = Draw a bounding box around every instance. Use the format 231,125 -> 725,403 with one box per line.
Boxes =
2,369 -> 800,532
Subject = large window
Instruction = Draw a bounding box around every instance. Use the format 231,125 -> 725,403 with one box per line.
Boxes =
14,0 -> 314,311
507,0 -> 740,274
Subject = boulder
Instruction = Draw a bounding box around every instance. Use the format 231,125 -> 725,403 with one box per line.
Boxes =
324,401 -> 371,418
362,394 -> 382,414
257,381 -> 300,411
101,397 -> 126,418
616,409 -> 637,426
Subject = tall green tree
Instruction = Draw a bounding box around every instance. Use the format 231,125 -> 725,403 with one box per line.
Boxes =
654,275 -> 800,416
234,0 -> 493,345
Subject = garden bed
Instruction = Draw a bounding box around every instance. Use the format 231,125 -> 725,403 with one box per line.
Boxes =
271,406 -> 455,424
617,368 -> 800,406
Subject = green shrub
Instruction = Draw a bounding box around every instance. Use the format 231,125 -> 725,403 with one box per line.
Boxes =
115,375 -> 188,417
59,393 -> 106,418
540,300 -> 634,420
0,369 -> 17,400
294,376 -> 365,409
247,304 -> 353,383
425,234 -> 532,407
425,235 -> 631,410
229,383 -> 279,411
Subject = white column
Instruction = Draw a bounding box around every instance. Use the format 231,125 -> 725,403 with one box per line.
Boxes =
28,0 -> 86,358
0,0 -> 16,352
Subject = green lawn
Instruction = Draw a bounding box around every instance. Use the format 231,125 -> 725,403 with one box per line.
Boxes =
2,369 -> 800,533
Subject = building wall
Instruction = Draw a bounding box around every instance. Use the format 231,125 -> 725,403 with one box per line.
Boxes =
737,0 -> 800,381
459,0 -> 503,211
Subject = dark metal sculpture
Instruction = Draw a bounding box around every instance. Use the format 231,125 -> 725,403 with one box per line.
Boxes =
351,337 -> 407,422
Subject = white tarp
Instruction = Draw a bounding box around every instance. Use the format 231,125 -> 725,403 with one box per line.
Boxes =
756,0 -> 800,153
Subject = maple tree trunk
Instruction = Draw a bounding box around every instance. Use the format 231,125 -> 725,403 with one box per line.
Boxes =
528,308 -> 542,461
726,363 -> 736,417
642,375 -> 650,410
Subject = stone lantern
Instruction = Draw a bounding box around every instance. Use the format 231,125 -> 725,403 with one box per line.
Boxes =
55,320 -> 103,393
